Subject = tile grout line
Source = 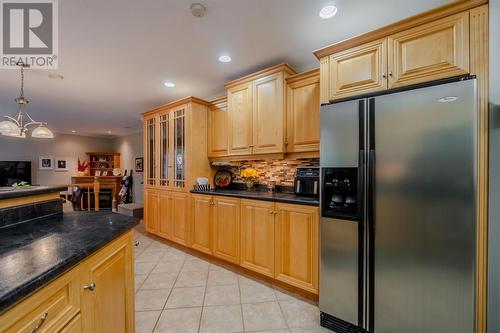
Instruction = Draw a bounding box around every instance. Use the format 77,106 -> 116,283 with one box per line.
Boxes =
197,263 -> 210,333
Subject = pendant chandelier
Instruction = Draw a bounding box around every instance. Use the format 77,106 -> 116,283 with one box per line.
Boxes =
0,62 -> 54,139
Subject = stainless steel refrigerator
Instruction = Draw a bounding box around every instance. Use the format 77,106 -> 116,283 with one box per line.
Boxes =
319,77 -> 477,333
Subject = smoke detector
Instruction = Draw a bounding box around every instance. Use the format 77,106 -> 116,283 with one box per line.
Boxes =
190,3 -> 206,17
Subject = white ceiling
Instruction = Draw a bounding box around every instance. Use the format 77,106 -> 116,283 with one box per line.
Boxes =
0,0 -> 454,137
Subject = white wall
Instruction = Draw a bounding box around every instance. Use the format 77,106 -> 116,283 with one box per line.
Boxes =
112,132 -> 144,204
0,133 -> 113,185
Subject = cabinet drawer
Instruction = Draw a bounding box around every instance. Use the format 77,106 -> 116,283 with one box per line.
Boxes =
0,268 -> 80,333
59,314 -> 81,333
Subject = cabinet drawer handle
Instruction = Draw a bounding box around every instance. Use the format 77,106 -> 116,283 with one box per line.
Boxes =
83,283 -> 96,291
30,312 -> 48,333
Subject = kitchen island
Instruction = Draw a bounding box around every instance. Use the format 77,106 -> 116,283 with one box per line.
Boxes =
0,186 -> 139,333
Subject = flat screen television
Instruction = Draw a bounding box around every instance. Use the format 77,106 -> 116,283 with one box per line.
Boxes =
0,161 -> 32,186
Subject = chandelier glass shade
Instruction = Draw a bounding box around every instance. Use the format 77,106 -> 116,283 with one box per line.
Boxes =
0,63 -> 54,139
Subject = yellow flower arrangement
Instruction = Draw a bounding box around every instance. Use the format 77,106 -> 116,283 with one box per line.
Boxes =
240,167 -> 259,179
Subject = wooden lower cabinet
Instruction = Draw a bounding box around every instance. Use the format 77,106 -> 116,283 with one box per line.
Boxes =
240,199 -> 275,277
144,189 -> 159,233
144,189 -> 188,246
170,192 -> 188,246
60,314 -> 82,333
80,231 -> 135,333
191,194 -> 213,255
212,197 -> 241,264
0,231 -> 134,333
157,191 -> 172,239
275,203 -> 319,294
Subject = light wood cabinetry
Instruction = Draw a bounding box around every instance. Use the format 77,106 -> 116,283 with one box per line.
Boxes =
329,38 -> 388,100
275,203 -> 318,294
80,232 -> 134,333
252,73 -> 285,154
143,97 -> 212,242
0,268 -> 80,333
224,64 -> 296,157
60,314 -> 82,333
207,97 -> 229,157
158,191 -> 172,239
0,231 -> 134,333
187,195 -> 319,295
228,82 -> 254,156
144,190 -> 159,234
387,12 -> 469,88
191,194 -> 213,255
317,8 -> 474,102
212,197 -> 241,264
240,199 -> 275,277
285,69 -> 320,153
170,192 -> 189,246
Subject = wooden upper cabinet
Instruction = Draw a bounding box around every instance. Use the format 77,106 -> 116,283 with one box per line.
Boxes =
207,98 -> 228,157
329,38 -> 388,100
388,12 -> 470,88
275,203 -> 319,294
80,233 -> 134,333
319,57 -> 330,104
212,197 -> 240,264
191,194 -> 213,255
252,73 -> 285,154
227,82 -> 253,155
240,199 -> 275,277
286,69 -> 320,153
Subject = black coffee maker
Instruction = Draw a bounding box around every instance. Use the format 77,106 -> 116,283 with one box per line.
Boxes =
321,168 -> 358,220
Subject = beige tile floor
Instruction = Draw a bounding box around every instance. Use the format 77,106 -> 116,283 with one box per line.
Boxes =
133,225 -> 331,333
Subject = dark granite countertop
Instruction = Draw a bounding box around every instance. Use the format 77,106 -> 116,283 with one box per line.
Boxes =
190,189 -> 319,206
0,211 -> 139,313
0,185 -> 67,200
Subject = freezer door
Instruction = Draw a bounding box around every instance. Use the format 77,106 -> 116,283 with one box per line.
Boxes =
320,217 -> 360,325
320,101 -> 361,167
371,79 -> 476,333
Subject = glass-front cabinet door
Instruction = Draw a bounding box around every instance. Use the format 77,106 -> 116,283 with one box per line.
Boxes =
146,116 -> 156,186
172,107 -> 186,189
159,113 -> 170,187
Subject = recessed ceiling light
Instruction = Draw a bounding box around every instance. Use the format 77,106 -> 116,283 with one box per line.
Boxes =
319,5 -> 338,19
107,130 -> 112,134
164,81 -> 175,88
218,55 -> 232,63
71,130 -> 76,133
438,96 -> 459,103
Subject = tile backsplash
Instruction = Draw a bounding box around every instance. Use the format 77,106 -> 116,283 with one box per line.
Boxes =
216,158 -> 319,186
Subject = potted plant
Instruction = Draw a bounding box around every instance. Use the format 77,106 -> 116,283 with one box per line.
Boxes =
77,158 -> 89,176
240,167 -> 259,190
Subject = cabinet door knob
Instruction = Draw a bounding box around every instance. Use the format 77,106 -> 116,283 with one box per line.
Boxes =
30,312 -> 48,333
269,210 -> 273,214
134,241 -> 140,246
83,283 -> 96,291
382,73 -> 387,79
389,71 -> 393,77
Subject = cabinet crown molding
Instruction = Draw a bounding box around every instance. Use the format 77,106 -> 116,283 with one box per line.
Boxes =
142,96 -> 210,116
225,63 -> 296,89
313,0 -> 488,59
285,68 -> 320,85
